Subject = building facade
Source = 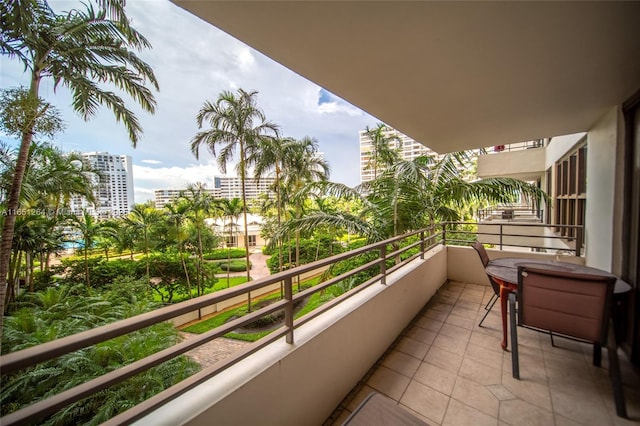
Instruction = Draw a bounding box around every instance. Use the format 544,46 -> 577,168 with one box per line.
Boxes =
214,176 -> 275,200
154,177 -> 276,209
153,188 -> 219,210
69,152 -> 134,217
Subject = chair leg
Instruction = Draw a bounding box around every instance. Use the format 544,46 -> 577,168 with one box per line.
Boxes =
607,320 -> 627,418
593,343 -> 602,367
509,293 -> 519,379
484,293 -> 497,310
479,295 -> 498,327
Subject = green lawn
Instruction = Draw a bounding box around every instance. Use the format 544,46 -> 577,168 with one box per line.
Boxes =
152,276 -> 249,303
181,275 -> 331,342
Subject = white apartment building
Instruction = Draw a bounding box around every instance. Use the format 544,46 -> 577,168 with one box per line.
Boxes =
154,188 -> 220,210
154,177 -> 276,209
359,126 -> 439,182
69,152 -> 134,217
214,176 -> 275,200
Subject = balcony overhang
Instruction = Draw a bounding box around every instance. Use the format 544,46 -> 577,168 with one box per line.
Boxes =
172,1 -> 640,153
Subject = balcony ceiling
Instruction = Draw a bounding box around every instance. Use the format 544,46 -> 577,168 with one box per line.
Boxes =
172,1 -> 640,153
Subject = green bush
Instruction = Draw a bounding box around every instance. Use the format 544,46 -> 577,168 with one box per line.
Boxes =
53,257 -> 138,288
266,237 -> 344,273
203,248 -> 246,260
216,259 -> 250,272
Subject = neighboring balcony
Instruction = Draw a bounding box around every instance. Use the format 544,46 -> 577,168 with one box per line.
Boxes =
1,225 -> 637,425
477,142 -> 546,182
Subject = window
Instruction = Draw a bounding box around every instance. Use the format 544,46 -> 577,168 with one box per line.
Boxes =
553,142 -> 587,251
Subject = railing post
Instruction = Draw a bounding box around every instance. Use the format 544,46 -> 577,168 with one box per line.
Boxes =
499,224 -> 504,250
380,245 -> 387,285
284,276 -> 294,344
442,223 -> 447,245
575,227 -> 583,257
420,231 -> 425,259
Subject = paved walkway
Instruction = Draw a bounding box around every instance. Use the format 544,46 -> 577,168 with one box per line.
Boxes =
181,249 -> 271,369
180,334 -> 251,369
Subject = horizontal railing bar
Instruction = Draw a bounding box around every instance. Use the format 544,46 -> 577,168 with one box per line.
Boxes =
102,327 -> 290,426
0,279 -> 282,373
293,274 -> 384,330
1,300 -> 290,426
1,235 -> 415,374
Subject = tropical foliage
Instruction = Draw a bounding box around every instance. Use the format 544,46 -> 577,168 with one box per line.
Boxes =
0,0 -> 158,331
280,151 -> 546,243
1,278 -> 200,424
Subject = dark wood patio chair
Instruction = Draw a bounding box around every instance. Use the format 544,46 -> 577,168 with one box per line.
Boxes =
508,265 -> 626,418
471,242 -> 501,327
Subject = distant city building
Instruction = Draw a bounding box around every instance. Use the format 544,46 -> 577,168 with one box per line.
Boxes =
154,176 -> 276,209
359,126 -> 440,183
69,152 -> 134,217
214,176 -> 275,200
154,188 -> 219,209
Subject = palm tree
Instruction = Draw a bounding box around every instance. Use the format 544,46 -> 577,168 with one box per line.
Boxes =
250,136 -> 296,272
282,152 -> 547,246
0,141 -> 98,276
180,183 -> 215,296
218,198 -> 244,286
164,199 -> 193,297
190,89 -> 278,281
281,137 -> 330,271
362,123 -> 401,179
0,0 -> 158,334
67,210 -> 116,287
126,203 -> 161,280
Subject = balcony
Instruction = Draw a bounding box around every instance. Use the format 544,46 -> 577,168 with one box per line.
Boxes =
477,143 -> 546,182
327,279 -> 640,425
1,225 -> 638,425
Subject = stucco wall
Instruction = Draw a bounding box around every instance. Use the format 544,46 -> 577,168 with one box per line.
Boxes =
476,148 -> 545,180
446,245 -> 584,285
137,245 -> 448,426
585,107 -> 621,271
545,132 -> 586,169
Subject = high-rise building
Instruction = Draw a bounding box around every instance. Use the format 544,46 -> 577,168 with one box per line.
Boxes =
153,188 -> 219,209
359,126 -> 439,183
153,177 -> 276,209
214,176 -> 275,200
69,152 -> 134,217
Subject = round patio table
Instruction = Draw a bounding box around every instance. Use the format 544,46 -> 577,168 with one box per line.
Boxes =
485,257 -> 631,350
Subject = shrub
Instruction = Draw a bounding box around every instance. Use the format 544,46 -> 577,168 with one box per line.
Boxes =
266,237 -> 344,273
203,248 -> 246,260
1,277 -> 200,424
216,259 -> 250,272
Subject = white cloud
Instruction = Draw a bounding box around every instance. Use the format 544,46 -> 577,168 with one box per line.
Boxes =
132,161 -> 223,203
0,0 -> 379,205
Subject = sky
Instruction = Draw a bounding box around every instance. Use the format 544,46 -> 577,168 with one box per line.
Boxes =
0,0 -> 379,203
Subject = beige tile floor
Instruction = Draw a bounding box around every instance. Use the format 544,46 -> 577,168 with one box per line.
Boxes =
327,281 -> 640,426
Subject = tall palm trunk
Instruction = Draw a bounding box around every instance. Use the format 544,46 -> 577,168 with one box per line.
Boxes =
180,254 -> 192,298
84,245 -> 90,287
239,142 -> 253,312
239,142 -> 251,281
0,76 -> 41,323
226,219 -> 232,287
196,227 -> 203,296
275,166 -> 284,273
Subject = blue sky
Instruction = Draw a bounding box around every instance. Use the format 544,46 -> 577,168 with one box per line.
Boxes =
0,0 -> 378,203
